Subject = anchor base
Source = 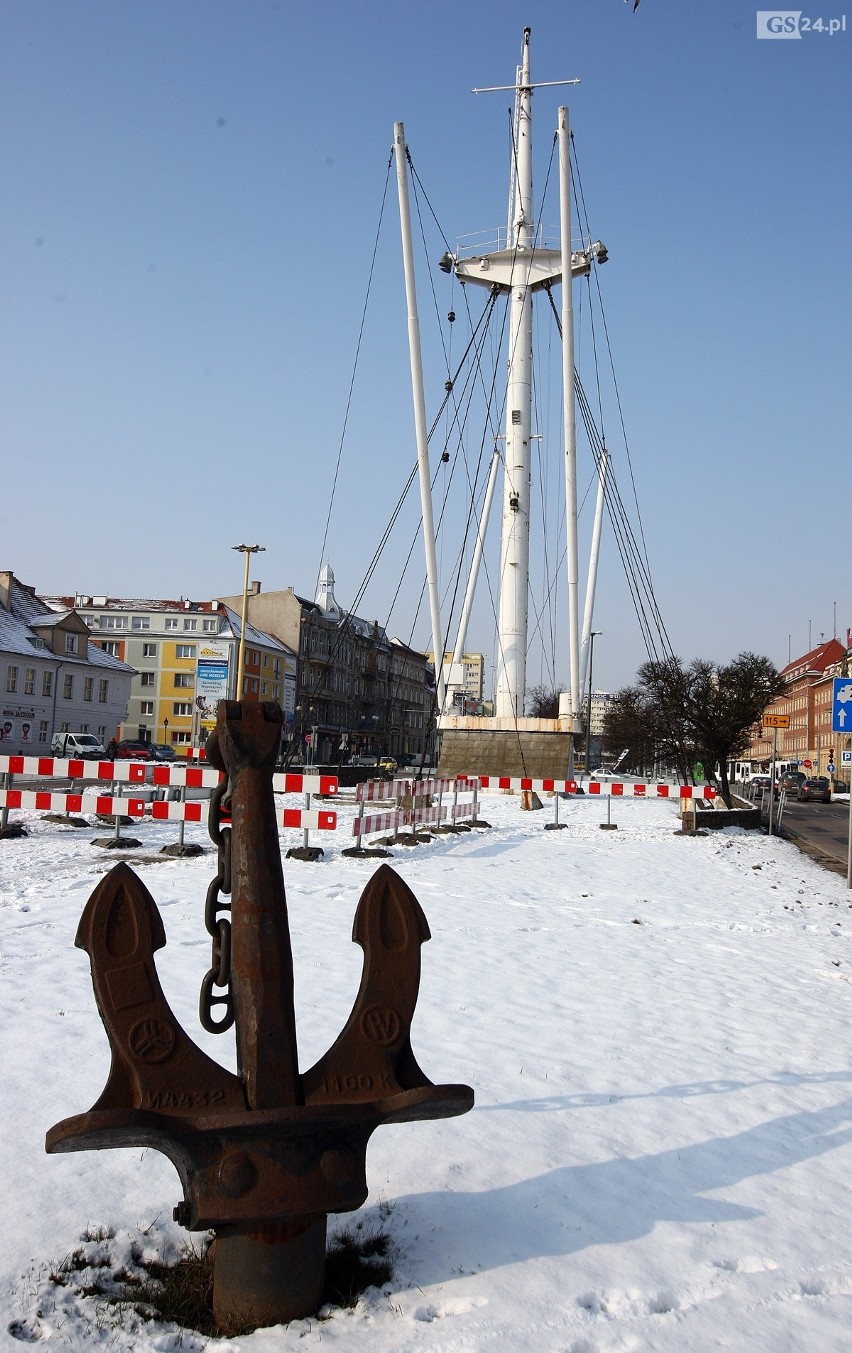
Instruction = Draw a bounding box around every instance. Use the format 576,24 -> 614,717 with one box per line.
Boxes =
212,1215 -> 328,1327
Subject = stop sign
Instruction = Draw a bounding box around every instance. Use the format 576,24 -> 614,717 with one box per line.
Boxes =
803,759 -> 812,768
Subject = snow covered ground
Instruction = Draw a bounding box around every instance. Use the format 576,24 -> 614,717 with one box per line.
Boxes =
1,789 -> 850,1352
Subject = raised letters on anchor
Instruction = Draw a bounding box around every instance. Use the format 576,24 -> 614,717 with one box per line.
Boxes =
319,1072 -> 393,1096
146,1087 -> 229,1110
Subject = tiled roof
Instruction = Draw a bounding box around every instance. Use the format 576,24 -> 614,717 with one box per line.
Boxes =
1,577 -> 133,672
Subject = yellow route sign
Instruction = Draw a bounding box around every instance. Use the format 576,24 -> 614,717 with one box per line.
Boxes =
763,714 -> 790,728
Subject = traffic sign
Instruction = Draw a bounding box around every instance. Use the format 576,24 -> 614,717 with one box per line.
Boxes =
831,676 -> 852,732
828,763 -> 835,774
842,750 -> 852,766
763,713 -> 790,728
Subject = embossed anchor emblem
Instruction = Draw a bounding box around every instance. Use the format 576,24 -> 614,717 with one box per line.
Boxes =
46,700 -> 473,1327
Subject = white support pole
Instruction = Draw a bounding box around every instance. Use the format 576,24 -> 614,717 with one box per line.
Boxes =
579,447 -> 609,693
495,31 -> 534,721
394,122 -> 446,709
448,446 -> 501,709
559,106 -> 581,741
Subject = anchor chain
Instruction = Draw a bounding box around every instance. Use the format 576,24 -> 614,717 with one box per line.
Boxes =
199,776 -> 234,1032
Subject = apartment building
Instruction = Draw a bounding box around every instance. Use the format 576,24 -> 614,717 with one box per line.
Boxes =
744,638 -> 850,778
0,571 -> 132,754
221,565 -> 435,765
41,593 -> 296,749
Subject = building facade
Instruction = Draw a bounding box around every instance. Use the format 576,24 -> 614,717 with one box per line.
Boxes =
42,593 -> 296,750
222,565 -> 435,766
0,571 -> 133,754
428,651 -> 486,714
744,638 -> 850,780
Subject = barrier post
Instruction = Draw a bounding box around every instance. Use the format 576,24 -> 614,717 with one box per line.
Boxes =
285,785 -> 323,862
600,794 -> 618,831
544,789 -> 567,830
0,769 -> 25,838
468,777 -> 490,829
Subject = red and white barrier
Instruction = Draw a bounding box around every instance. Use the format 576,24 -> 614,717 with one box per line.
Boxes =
474,775 -> 715,800
351,776 -> 480,846
0,789 -> 337,832
0,789 -> 147,818
0,755 -> 338,798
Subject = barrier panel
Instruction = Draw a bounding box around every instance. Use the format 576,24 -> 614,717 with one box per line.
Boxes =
0,755 -> 338,835
350,776 -> 481,849
475,775 -> 716,800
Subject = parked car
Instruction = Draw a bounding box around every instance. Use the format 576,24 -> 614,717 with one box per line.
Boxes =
150,743 -> 176,761
50,732 -> 106,760
113,740 -> 155,761
797,776 -> 831,803
778,770 -> 806,795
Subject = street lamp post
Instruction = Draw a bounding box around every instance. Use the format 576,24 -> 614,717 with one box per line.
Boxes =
163,716 -> 169,748
585,632 -> 603,782
232,544 -> 265,700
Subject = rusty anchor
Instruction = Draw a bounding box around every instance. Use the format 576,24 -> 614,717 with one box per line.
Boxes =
46,700 -> 473,1328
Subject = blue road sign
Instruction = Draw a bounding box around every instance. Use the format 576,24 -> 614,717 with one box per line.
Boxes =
831,676 -> 852,733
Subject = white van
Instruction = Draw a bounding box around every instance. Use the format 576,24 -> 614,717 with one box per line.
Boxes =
50,732 -> 106,760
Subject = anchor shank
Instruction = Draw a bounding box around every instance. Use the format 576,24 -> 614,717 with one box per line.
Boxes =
218,703 -> 302,1110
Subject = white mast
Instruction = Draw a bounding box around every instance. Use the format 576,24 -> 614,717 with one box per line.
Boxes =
394,121 -> 446,710
559,104 -> 581,743
494,29 -> 534,720
443,32 -> 606,740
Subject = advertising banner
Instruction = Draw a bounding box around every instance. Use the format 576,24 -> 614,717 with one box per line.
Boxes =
195,643 -> 230,731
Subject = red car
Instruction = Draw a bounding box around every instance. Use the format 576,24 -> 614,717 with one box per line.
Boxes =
113,740 -> 155,761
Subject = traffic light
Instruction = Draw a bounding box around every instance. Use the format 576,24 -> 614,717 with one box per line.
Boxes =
829,748 -> 835,762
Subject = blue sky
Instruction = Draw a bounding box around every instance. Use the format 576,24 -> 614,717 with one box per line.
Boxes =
1,0 -> 849,694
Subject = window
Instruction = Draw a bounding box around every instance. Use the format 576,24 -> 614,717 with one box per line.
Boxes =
165,618 -> 179,631
140,701 -> 154,716
142,642 -> 157,657
174,672 -> 194,688
83,677 -> 94,702
172,702 -> 192,716
64,633 -> 78,654
42,671 -> 53,697
99,641 -> 121,656
173,730 -> 191,745
38,720 -> 48,744
176,644 -> 196,659
140,672 -> 155,687
24,668 -> 35,695
132,617 -> 150,630
203,618 -> 218,633
63,674 -> 74,699
183,618 -> 197,631
100,615 -> 127,629
6,666 -> 18,693
98,679 -> 109,703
